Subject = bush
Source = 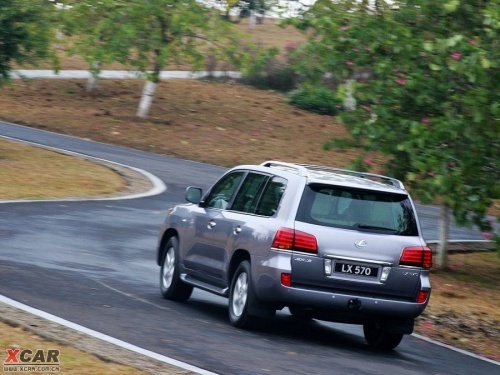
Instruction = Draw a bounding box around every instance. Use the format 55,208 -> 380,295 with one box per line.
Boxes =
493,230 -> 500,257
242,63 -> 297,92
287,85 -> 339,115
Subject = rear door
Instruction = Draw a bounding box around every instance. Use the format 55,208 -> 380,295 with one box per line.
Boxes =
292,184 -> 424,300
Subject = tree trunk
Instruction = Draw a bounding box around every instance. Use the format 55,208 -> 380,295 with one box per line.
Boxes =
249,11 -> 256,31
86,73 -> 99,93
86,61 -> 101,93
435,204 -> 450,269
137,80 -> 157,118
137,21 -> 166,119
344,79 -> 356,111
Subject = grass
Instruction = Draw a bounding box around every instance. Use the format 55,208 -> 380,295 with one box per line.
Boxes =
416,252 -> 499,360
0,78 -> 379,170
0,17 -> 498,369
0,138 -> 126,200
0,322 -> 148,374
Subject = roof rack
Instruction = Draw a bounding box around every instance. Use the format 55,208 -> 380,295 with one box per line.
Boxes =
260,161 -> 308,176
261,161 -> 405,190
297,163 -> 405,189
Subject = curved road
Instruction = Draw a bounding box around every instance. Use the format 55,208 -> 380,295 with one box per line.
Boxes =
0,121 -> 497,375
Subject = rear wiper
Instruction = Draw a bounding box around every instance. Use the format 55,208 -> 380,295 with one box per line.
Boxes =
354,224 -> 397,232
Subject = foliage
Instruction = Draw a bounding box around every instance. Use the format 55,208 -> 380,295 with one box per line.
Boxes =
288,84 -> 339,115
494,231 -> 500,256
64,0 -> 240,80
240,44 -> 300,91
322,137 -> 357,150
242,62 -> 297,91
61,0 -> 252,116
61,0 -> 130,76
0,0 -> 58,81
289,1 -> 499,237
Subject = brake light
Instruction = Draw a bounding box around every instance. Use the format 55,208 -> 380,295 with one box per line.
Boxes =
400,246 -> 433,269
272,228 -> 318,254
416,290 -> 429,303
272,228 -> 294,250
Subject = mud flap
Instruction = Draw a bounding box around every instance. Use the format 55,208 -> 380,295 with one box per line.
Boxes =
248,297 -> 276,319
383,317 -> 415,334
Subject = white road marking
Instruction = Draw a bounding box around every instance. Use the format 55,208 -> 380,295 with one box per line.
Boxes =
91,278 -> 173,311
0,135 -> 166,203
0,294 -> 219,375
411,333 -> 500,366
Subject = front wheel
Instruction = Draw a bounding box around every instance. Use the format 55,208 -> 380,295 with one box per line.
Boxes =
160,237 -> 193,301
229,261 -> 257,328
363,321 -> 404,350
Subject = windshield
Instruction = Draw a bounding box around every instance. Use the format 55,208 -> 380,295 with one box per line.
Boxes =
296,184 -> 419,236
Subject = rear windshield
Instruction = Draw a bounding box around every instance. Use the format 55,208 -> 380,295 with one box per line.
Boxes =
296,184 -> 419,236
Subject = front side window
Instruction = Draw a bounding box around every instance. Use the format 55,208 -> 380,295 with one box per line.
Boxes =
296,184 -> 418,236
204,171 -> 245,209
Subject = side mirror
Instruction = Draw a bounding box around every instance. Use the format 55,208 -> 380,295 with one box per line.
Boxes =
185,186 -> 203,204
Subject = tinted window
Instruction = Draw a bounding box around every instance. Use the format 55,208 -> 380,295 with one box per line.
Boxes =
296,184 -> 418,236
255,176 -> 287,217
205,171 -> 245,209
231,173 -> 268,213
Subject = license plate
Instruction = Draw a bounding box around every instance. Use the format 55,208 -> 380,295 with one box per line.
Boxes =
334,262 -> 378,277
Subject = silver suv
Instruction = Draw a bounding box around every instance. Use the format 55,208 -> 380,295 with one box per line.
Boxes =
156,161 -> 432,350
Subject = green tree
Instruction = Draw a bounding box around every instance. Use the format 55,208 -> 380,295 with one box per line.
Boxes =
63,0 -> 244,117
61,0 -> 130,92
290,0 -> 499,269
0,0 -> 58,81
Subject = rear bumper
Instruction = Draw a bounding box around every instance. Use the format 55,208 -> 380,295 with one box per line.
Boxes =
271,284 -> 426,319
253,251 -> 429,321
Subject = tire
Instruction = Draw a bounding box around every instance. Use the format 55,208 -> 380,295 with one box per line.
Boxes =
160,237 -> 193,301
363,321 -> 404,350
229,261 -> 257,328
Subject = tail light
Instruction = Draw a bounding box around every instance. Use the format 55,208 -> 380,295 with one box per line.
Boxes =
400,246 -> 432,269
416,290 -> 429,303
272,228 -> 318,254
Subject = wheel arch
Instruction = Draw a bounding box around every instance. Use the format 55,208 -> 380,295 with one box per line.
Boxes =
157,229 -> 179,265
228,249 -> 276,320
228,249 -> 251,284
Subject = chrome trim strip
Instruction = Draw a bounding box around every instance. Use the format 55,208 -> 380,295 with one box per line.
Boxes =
271,248 -> 318,256
325,255 -> 393,266
326,275 -> 385,285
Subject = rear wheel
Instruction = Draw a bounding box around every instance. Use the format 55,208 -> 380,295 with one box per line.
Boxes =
160,237 -> 193,301
229,261 -> 257,328
363,321 -> 404,350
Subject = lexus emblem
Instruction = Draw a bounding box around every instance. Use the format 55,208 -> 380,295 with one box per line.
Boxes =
355,240 -> 368,248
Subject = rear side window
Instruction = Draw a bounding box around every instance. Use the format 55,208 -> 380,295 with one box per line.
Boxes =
255,176 -> 287,217
296,184 -> 418,236
231,173 -> 268,213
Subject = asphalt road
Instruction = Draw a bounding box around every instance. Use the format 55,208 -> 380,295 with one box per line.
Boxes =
0,121 -> 497,375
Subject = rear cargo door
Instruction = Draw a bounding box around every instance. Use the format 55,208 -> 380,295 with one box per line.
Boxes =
291,184 -> 424,300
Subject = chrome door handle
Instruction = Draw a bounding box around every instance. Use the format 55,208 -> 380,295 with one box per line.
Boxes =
233,226 -> 242,235
208,220 -> 216,228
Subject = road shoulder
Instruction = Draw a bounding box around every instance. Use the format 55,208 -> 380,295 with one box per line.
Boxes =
0,297 -> 207,375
